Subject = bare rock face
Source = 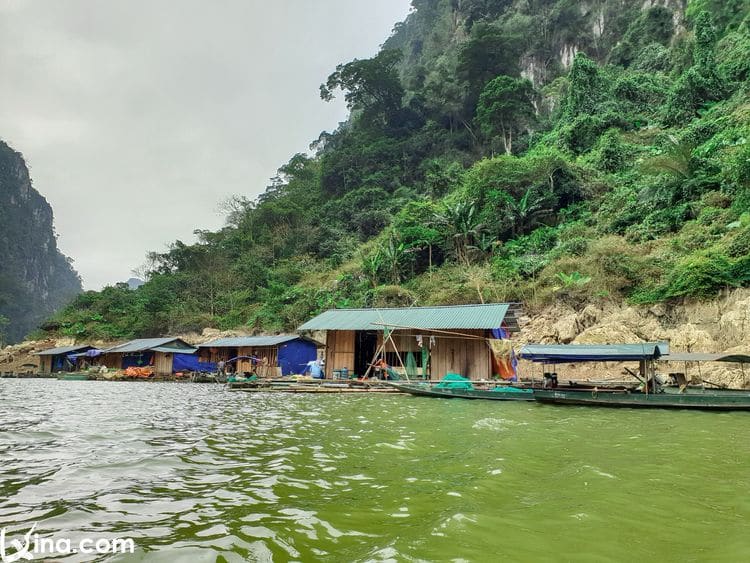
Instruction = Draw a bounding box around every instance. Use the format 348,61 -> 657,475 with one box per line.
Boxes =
663,324 -> 716,352
522,288 -> 750,387
718,293 -> 750,347
574,322 -> 643,344
578,304 -> 602,330
553,314 -> 579,343
0,141 -> 82,343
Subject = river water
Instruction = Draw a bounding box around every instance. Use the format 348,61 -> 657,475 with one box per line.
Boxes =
0,380 -> 747,562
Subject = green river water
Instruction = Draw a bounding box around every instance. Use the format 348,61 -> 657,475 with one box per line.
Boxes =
0,379 -> 748,562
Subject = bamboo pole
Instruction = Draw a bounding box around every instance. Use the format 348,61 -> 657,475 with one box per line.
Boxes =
362,340 -> 387,380
371,322 -> 489,341
385,331 -> 409,382
375,311 -> 409,381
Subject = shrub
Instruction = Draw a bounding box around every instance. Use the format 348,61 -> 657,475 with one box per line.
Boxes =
593,129 -> 627,172
632,43 -> 672,73
660,252 -> 735,299
727,225 -> 750,257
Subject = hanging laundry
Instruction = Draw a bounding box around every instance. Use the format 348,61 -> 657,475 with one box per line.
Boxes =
489,326 -> 517,381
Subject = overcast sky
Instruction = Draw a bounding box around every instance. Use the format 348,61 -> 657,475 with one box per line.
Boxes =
0,0 -> 411,289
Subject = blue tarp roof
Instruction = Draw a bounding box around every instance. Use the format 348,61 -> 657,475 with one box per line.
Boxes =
519,343 -> 669,363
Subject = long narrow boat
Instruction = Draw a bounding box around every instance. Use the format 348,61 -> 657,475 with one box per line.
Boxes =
57,373 -> 94,381
521,343 -> 750,411
534,387 -> 750,411
389,380 -> 535,401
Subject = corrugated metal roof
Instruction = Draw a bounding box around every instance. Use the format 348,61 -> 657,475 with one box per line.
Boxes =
199,335 -> 316,348
520,343 -> 668,363
297,303 -> 519,332
34,345 -> 93,356
103,338 -> 194,354
152,346 -> 198,354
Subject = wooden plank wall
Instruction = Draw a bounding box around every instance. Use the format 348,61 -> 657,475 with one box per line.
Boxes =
202,348 -> 232,363
101,354 -> 122,369
154,352 -> 173,376
39,356 -> 51,374
325,331 -> 355,378
380,329 -> 491,380
233,346 -> 279,374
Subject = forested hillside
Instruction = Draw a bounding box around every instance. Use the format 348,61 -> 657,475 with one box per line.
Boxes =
46,0 -> 750,341
0,141 -> 82,343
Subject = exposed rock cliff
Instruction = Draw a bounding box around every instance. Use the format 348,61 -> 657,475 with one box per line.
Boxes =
0,140 -> 81,343
520,288 -> 750,387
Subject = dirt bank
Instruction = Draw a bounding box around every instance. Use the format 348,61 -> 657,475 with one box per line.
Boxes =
3,291 -> 749,386
519,288 -> 750,388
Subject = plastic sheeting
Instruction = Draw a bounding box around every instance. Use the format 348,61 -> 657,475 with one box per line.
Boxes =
278,340 -> 318,376
173,353 -> 216,373
122,352 -> 154,369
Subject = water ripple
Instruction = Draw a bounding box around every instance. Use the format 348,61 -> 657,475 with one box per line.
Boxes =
0,380 -> 748,561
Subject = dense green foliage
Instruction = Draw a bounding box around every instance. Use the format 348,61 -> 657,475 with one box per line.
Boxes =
0,142 -> 82,343
47,0 -> 750,340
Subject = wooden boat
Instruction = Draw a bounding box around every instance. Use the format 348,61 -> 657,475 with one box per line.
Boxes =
520,343 -> 750,411
389,380 -> 535,401
533,387 -> 750,411
57,373 -> 93,381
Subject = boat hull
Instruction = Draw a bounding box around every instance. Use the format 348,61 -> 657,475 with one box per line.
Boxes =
534,388 -> 750,411
57,374 -> 93,381
389,382 -> 535,401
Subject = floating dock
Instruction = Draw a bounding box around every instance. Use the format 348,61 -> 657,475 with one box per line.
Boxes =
227,378 -> 402,394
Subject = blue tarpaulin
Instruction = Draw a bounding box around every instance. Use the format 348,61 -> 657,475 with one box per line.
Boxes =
278,340 -> 318,376
122,352 -> 154,369
173,353 -> 216,373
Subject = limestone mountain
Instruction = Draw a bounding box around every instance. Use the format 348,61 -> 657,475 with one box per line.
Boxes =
0,140 -> 82,343
47,0 -> 750,340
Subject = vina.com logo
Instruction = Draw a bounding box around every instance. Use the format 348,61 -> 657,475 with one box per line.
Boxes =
0,523 -> 135,561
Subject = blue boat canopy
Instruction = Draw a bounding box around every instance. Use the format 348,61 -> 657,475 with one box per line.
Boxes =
519,343 -> 669,363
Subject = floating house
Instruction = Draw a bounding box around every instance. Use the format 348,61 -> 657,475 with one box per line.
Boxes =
198,335 -> 321,376
34,345 -> 95,374
101,337 -> 197,376
297,303 -> 522,380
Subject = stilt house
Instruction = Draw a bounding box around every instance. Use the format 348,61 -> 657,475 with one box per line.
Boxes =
198,335 -> 321,376
297,303 -> 522,380
35,345 -> 95,374
101,338 -> 197,376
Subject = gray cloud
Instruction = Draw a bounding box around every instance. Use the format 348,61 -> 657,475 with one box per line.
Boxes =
0,0 -> 411,289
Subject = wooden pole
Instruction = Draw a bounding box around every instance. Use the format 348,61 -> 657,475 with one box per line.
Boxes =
375,311 -> 409,382
362,340 -> 387,380
624,366 -> 646,385
386,331 -> 409,381
371,322 -> 489,341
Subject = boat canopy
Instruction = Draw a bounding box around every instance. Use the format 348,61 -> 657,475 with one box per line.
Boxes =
661,352 -> 750,364
519,343 -> 667,363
